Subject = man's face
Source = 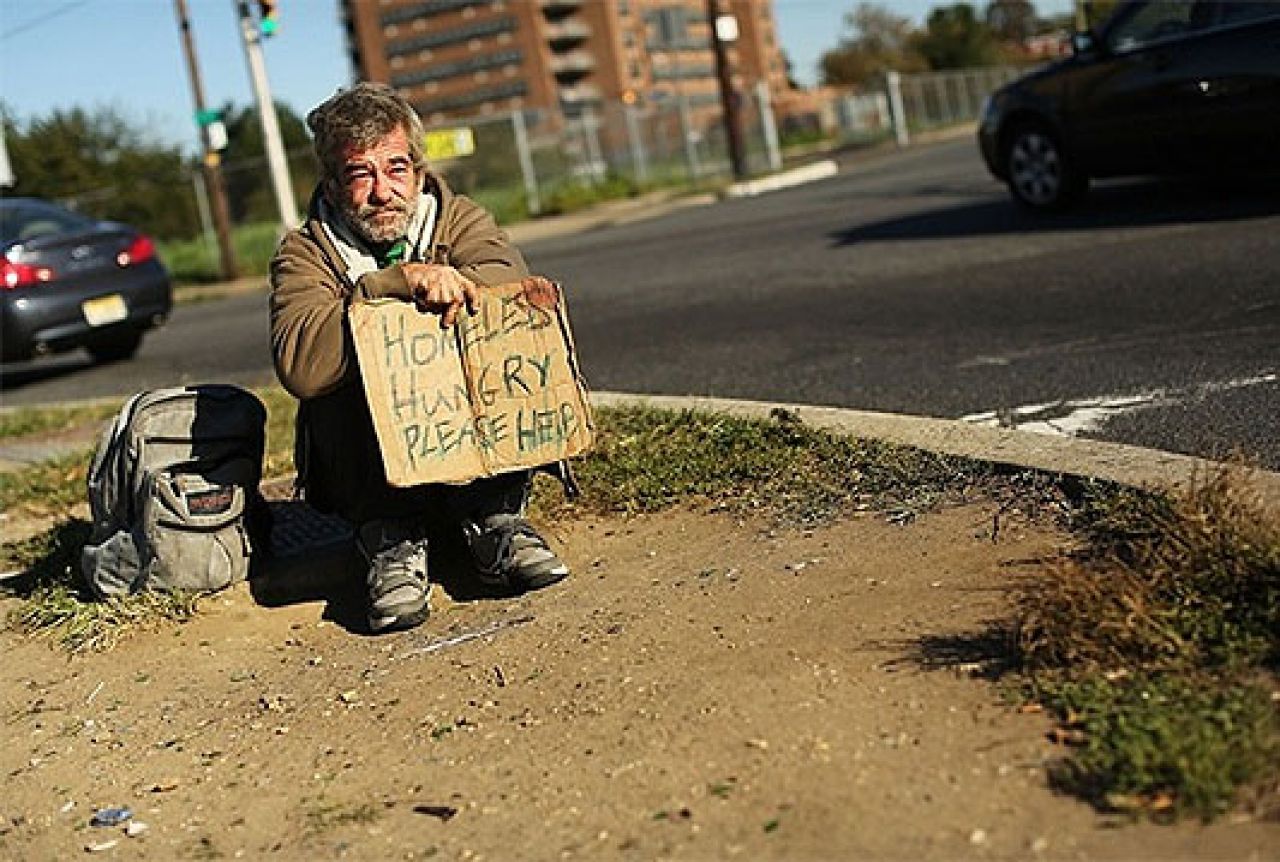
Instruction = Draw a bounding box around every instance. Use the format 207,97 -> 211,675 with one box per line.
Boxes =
329,125 -> 419,245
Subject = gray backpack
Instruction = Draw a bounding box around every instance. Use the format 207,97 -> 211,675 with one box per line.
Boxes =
81,384 -> 268,598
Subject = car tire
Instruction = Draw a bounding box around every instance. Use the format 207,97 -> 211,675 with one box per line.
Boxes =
1003,122 -> 1086,211
87,330 -> 143,363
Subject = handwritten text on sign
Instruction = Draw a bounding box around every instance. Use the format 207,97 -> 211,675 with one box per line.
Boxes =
351,284 -> 593,486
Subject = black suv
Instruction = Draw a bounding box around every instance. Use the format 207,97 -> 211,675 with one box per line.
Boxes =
978,0 -> 1280,210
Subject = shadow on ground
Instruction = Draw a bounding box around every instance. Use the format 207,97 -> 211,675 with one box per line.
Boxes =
831,175 -> 1280,246
249,499 -> 514,636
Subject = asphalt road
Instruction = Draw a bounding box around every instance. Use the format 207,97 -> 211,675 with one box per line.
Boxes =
3,139 -> 1278,468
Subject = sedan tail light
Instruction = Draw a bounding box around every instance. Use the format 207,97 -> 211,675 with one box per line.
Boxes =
1,259 -> 55,289
116,234 -> 156,267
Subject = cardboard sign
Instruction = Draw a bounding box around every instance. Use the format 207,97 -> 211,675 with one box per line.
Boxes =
349,283 -> 593,486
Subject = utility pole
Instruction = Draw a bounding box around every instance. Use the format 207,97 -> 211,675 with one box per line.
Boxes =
174,0 -> 238,280
706,0 -> 747,181
234,0 -> 299,229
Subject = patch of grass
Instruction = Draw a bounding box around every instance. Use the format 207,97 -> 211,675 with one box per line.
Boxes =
537,406 -> 994,526
12,580 -> 203,654
1043,674 -> 1278,822
468,184 -> 529,227
1014,469 -> 1280,821
0,452 -> 93,518
541,173 -> 640,216
0,403 -> 118,439
159,221 -> 283,286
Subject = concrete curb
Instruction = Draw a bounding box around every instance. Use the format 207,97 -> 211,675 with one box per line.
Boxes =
506,189 -> 716,245
590,391 -> 1280,511
724,160 -> 840,198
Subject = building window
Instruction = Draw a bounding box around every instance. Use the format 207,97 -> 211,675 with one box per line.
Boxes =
381,0 -> 484,27
390,49 -> 524,88
413,80 -> 529,115
386,16 -> 516,56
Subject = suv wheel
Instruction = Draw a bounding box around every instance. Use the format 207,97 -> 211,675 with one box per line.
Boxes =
1004,123 -> 1085,210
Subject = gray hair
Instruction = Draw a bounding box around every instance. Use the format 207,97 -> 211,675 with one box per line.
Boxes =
307,82 -> 427,183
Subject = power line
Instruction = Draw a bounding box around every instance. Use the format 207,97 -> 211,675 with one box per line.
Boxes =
1,0 -> 94,40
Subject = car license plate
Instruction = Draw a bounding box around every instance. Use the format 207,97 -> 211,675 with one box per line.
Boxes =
82,294 -> 128,327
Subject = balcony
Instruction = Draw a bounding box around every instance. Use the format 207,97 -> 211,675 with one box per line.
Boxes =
545,20 -> 590,47
551,51 -> 594,78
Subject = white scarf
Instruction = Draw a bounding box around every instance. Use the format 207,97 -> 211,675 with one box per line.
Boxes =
317,191 -> 439,284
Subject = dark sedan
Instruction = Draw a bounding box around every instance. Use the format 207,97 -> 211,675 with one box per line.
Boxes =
979,0 -> 1280,209
1,198 -> 172,363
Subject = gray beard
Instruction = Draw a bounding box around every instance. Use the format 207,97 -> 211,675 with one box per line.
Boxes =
339,195 -> 418,246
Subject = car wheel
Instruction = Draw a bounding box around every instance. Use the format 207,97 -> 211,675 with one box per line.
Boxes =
1004,123 -> 1085,211
87,330 -> 143,363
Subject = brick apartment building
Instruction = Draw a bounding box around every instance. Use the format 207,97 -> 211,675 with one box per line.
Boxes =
339,0 -> 793,129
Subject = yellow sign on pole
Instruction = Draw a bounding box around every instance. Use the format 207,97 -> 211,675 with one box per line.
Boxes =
424,128 -> 476,162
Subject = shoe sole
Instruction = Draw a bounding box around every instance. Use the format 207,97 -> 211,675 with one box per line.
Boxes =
477,567 -> 569,594
369,604 -> 430,634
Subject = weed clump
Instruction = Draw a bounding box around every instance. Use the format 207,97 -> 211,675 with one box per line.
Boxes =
1015,470 -> 1280,821
3,520 -> 201,653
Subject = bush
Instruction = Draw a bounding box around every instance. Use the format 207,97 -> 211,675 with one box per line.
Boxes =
159,221 -> 285,285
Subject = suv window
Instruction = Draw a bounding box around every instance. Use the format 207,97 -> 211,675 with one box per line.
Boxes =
0,203 -> 94,245
1216,1 -> 1280,26
1106,0 -> 1200,51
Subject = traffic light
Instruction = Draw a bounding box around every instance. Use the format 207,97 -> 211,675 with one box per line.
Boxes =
257,0 -> 279,37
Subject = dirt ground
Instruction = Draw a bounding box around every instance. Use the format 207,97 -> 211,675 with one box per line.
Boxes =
1,502 -> 1276,860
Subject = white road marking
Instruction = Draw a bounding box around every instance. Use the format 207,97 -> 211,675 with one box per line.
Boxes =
960,372 -> 1278,437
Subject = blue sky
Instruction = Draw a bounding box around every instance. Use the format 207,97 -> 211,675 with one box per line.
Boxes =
0,0 -> 1070,153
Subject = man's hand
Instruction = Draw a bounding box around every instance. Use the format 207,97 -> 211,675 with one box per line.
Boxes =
520,276 -> 560,310
402,263 -> 478,328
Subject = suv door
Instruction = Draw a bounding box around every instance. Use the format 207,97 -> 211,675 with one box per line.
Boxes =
1181,2 -> 1280,168
1068,0 -> 1212,176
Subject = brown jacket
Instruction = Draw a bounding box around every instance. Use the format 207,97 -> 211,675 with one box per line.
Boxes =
269,173 -> 529,520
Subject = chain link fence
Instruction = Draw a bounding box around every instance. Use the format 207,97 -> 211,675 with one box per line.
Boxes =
895,66 -> 1026,134
172,65 -> 1028,280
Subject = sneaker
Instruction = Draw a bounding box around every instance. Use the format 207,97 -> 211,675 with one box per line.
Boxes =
462,514 -> 569,593
357,521 -> 430,633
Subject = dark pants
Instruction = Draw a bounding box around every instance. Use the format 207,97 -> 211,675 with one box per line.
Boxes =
345,471 -> 529,550
298,385 -> 531,529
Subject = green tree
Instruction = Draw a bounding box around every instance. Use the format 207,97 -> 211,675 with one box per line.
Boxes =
2,103 -> 198,239
985,0 -> 1038,41
912,3 -> 1003,69
218,101 -> 315,224
819,3 -> 928,89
